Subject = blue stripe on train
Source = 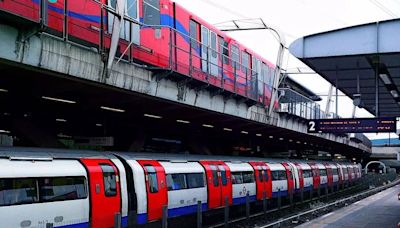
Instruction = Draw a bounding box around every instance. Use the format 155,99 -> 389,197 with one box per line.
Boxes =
57,222 -> 89,228
272,190 -> 288,198
232,195 -> 257,205
32,0 -> 103,23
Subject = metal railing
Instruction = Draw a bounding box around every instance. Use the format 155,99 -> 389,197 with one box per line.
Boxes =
278,88 -> 325,119
1,0 -> 277,107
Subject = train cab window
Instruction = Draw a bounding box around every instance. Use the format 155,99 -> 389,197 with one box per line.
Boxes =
241,51 -> 250,73
210,165 -> 219,187
219,166 -> 228,186
187,173 -> 205,188
242,171 -> 254,183
143,0 -> 160,25
0,178 -> 38,206
189,20 -> 200,50
231,172 -> 243,184
166,174 -> 187,191
144,165 -> 159,193
319,169 -> 327,176
100,164 -> 117,197
40,177 -> 87,202
231,45 -> 240,70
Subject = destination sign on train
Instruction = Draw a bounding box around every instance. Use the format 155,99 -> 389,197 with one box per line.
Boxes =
307,117 -> 397,133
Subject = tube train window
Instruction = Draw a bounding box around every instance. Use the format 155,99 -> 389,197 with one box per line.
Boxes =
186,173 -> 205,188
40,177 -> 87,201
144,165 -> 159,193
143,0 -> 160,25
219,165 -> 228,186
332,168 -> 338,175
303,169 -> 312,178
319,169 -> 327,177
166,174 -> 187,191
231,172 -> 243,184
0,177 -> 88,207
166,173 -> 205,191
210,165 -> 219,187
242,171 -> 254,183
271,171 -> 287,181
100,164 -> 118,197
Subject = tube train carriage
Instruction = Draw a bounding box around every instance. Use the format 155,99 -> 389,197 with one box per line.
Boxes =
0,148 -> 362,228
0,0 -> 279,107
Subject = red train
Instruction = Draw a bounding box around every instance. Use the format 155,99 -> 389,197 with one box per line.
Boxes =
0,0 -> 279,107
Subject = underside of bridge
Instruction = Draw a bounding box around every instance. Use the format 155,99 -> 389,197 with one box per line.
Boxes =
0,61 -> 366,160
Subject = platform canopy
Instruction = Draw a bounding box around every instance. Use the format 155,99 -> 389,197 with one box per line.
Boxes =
289,19 -> 400,117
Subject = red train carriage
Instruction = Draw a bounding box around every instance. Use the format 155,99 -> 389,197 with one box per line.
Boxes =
0,0 -> 279,109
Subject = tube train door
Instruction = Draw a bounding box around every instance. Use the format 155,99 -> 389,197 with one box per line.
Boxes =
80,159 -> 122,228
281,162 -> 294,194
249,162 -> 272,199
199,161 -> 232,208
136,160 -> 168,222
308,163 -> 320,190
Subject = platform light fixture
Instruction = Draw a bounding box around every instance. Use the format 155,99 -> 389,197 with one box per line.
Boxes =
289,139 -> 293,142
176,119 -> 190,124
379,73 -> 392,85
0,130 -> 10,134
269,136 -> 274,139
279,137 -> 284,141
95,123 -> 103,127
391,90 -> 399,98
101,106 -> 125,113
223,128 -> 233,132
202,124 -> 214,128
0,89 -> 8,93
42,96 -> 76,104
241,131 -> 249,134
144,114 -> 162,119
256,133 -> 262,137
56,118 -> 67,122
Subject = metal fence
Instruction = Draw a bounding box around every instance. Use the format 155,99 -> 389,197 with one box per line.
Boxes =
278,88 -> 325,119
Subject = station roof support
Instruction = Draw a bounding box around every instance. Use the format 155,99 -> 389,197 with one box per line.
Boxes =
289,19 -> 400,117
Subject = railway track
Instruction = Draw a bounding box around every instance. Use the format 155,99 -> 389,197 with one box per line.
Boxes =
206,173 -> 398,228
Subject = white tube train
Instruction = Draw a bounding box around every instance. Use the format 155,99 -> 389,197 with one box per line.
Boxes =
0,147 -> 362,227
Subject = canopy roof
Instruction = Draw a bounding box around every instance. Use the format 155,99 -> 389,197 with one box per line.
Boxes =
290,19 -> 400,117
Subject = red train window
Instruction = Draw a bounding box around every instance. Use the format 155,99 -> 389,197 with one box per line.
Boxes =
144,165 -> 159,193
100,164 -> 117,197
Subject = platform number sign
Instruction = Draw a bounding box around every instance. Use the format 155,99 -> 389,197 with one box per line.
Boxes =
308,121 -> 316,133
307,117 -> 396,133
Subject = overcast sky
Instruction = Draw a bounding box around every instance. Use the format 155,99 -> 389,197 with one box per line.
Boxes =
173,0 -> 400,140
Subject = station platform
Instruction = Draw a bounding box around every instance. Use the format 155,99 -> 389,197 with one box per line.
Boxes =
297,184 -> 400,228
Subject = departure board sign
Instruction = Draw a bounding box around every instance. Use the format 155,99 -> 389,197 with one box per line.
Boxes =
307,117 -> 396,133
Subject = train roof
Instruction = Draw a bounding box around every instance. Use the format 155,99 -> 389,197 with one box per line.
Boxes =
0,147 -> 355,165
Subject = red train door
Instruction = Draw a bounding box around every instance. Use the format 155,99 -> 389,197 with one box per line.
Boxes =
308,163 -> 320,190
294,163 -> 304,190
137,160 -> 168,222
282,163 -> 294,194
80,159 -> 121,228
347,167 -> 353,183
324,164 -> 333,187
249,162 -> 272,199
199,161 -> 232,208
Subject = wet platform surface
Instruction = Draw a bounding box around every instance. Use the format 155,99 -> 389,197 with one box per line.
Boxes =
297,184 -> 400,228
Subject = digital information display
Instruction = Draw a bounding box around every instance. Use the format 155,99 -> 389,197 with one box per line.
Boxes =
307,117 -> 397,133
